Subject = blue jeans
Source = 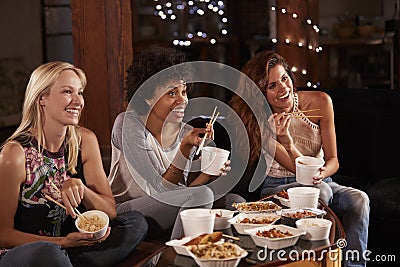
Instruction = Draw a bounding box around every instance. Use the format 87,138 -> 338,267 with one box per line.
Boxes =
0,242 -> 72,267
261,176 -> 370,267
326,180 -> 369,267
1,210 -> 148,267
260,176 -> 333,205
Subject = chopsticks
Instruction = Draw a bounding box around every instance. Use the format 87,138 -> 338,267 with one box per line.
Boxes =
287,108 -> 322,118
288,108 -> 320,115
44,194 -> 67,210
48,181 -> 90,223
290,115 -> 323,118
195,106 -> 220,155
222,234 -> 240,241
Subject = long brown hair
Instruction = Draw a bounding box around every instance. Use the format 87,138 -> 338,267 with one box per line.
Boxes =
229,51 -> 294,167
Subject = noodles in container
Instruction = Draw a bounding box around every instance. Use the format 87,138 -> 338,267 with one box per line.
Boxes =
186,242 -> 248,267
75,210 -> 109,240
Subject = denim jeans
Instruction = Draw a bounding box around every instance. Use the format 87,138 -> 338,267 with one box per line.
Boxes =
0,242 -> 72,267
326,180 -> 369,267
1,210 -> 148,267
260,176 -> 333,205
260,176 -> 370,267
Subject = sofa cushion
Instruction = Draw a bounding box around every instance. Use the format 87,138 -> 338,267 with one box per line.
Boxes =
367,177 -> 400,220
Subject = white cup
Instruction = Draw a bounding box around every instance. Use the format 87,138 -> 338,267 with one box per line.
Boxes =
287,187 -> 320,209
295,156 -> 325,185
180,208 -> 215,237
201,147 -> 230,176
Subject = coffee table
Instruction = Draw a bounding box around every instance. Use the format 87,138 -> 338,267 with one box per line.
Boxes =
155,200 -> 345,267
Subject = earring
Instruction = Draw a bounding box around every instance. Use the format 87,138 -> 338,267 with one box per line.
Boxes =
39,97 -> 45,106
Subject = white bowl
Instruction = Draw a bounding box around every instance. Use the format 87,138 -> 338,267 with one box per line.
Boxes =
295,218 -> 332,241
228,213 -> 281,235
180,208 -> 215,237
244,224 -> 306,249
186,242 -> 248,267
75,210 -> 109,240
287,187 -> 320,209
210,209 -> 235,230
295,156 -> 325,185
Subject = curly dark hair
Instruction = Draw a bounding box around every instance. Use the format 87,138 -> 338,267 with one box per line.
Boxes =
125,45 -> 193,115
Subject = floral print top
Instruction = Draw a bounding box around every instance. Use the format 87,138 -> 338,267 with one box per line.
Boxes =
0,139 -> 84,258
15,139 -> 79,236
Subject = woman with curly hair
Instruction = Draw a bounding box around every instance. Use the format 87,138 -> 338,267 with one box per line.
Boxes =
108,46 -> 244,240
0,61 -> 148,266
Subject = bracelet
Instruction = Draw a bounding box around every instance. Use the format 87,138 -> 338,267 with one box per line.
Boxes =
169,165 -> 182,176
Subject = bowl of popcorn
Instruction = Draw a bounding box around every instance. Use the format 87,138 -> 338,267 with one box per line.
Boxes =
75,210 -> 109,240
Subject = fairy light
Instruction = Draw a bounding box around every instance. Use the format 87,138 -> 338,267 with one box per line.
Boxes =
152,0 -> 227,47
269,4 -> 321,87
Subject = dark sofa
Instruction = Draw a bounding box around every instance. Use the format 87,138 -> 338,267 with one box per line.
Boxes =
318,87 -> 400,264
102,88 -> 400,265
228,87 -> 400,265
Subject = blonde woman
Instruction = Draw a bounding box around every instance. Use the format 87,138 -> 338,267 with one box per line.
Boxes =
0,62 -> 147,267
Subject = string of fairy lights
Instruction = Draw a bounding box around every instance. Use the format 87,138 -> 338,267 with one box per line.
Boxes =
151,1 -> 321,87
270,5 -> 323,88
152,0 -> 228,46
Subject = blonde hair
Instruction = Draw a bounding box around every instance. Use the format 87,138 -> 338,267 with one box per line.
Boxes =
3,61 -> 87,174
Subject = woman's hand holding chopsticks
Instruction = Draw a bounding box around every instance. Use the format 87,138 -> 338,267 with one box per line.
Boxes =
196,107 -> 219,155
49,180 -> 86,220
273,108 -> 322,136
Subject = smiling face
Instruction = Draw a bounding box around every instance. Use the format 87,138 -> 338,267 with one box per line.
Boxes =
40,69 -> 84,127
265,65 -> 294,113
148,80 -> 188,125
